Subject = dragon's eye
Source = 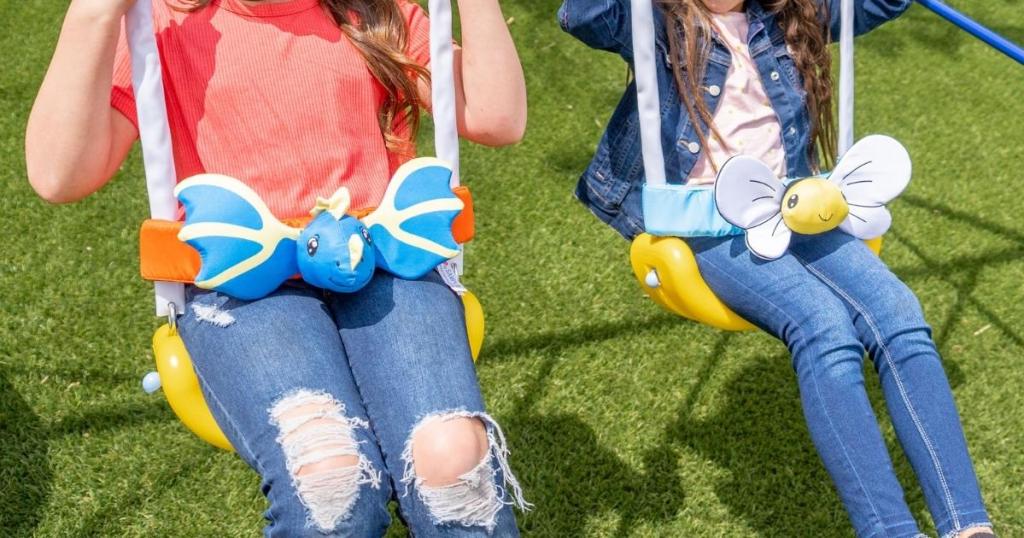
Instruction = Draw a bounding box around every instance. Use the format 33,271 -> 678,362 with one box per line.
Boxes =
787,194 -> 799,209
360,227 -> 372,244
306,235 -> 319,257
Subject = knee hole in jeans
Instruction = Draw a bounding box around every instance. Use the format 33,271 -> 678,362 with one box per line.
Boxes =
401,410 -> 531,531
412,416 -> 489,486
269,390 -> 381,532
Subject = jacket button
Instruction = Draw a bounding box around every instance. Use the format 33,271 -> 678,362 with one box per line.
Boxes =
687,142 -> 700,154
770,71 -> 781,81
788,126 -> 797,135
708,85 -> 721,96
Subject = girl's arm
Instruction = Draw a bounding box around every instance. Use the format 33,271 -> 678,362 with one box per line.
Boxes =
826,0 -> 913,38
437,0 -> 527,147
26,0 -> 138,204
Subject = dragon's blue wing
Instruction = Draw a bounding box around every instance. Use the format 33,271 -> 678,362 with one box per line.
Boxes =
361,158 -> 464,279
174,174 -> 300,300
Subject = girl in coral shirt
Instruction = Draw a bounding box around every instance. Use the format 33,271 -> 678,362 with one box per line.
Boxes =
27,0 -> 528,535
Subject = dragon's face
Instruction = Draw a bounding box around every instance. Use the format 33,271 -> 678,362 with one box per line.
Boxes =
780,177 -> 850,235
296,213 -> 376,293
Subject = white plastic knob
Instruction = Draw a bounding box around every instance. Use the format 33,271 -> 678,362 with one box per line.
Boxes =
644,269 -> 661,288
142,371 -> 162,394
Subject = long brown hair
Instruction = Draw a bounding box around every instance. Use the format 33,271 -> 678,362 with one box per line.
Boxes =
179,0 -> 429,157
659,0 -> 836,172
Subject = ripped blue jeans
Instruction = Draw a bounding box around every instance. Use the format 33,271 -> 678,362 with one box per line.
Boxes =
687,230 -> 990,538
178,271 -> 525,537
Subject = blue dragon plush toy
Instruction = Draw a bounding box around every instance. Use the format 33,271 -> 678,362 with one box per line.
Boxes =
173,157 -> 464,300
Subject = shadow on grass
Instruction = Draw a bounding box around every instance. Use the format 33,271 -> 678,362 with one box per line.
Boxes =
503,333 -> 850,535
883,194 -> 1024,385
647,336 -> 930,536
889,227 -> 1024,392
503,348 -> 687,537
901,194 -> 1024,248
49,400 -> 171,437
483,310 -> 681,361
890,195 -> 1024,350
0,370 -> 51,536
0,371 -> 172,537
652,334 -> 852,536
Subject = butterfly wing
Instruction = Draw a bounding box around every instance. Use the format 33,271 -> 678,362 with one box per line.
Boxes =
175,174 -> 300,300
714,156 -> 786,229
745,213 -> 793,260
714,155 -> 791,259
361,158 -> 464,279
839,204 -> 893,240
831,135 -> 912,239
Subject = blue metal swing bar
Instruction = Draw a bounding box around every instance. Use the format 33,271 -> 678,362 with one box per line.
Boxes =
916,0 -> 1024,65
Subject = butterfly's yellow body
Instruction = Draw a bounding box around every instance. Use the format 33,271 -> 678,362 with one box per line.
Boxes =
780,178 -> 850,236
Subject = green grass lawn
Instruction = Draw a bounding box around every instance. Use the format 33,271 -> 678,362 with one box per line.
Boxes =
2,1 -> 1022,536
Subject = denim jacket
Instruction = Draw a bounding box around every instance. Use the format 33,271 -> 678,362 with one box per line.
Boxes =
558,0 -> 912,240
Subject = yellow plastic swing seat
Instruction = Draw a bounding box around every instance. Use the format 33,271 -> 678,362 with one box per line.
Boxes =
629,233 -> 883,331
152,324 -> 234,451
151,291 -> 486,451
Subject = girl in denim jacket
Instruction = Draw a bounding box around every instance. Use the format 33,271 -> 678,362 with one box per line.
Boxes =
560,1 -> 995,536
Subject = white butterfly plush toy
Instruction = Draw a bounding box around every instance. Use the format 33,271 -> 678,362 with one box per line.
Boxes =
713,135 -> 912,260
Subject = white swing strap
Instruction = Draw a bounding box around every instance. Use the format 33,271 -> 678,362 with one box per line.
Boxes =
125,0 -> 182,317
428,0 -> 460,187
628,0 -> 855,184
838,0 -> 854,156
427,0 -> 467,275
125,0 -> 466,315
630,0 -> 668,186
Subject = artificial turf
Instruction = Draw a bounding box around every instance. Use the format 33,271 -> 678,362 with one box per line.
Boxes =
1,1 -> 1022,536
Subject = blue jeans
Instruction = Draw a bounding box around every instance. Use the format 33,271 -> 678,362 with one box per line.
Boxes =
687,231 -> 990,538
178,271 -> 524,537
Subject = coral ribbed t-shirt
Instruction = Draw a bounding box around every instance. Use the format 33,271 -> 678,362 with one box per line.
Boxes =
111,0 -> 430,219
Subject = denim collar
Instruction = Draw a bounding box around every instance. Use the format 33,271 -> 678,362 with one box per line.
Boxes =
744,1 -> 775,23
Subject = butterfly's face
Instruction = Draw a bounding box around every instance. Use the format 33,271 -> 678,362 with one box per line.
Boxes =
296,213 -> 376,293
780,178 -> 849,235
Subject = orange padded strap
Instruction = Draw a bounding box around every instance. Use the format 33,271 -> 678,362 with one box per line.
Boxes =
139,219 -> 200,283
451,186 -> 475,243
140,187 -> 475,283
